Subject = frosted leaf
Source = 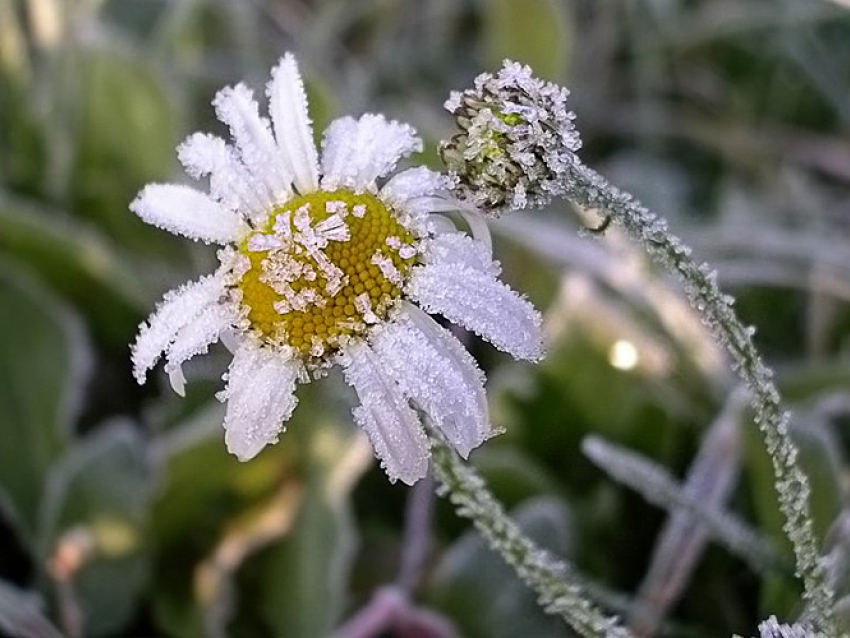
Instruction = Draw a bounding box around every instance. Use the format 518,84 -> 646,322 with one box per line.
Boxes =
164,303 -> 239,396
221,341 -> 302,461
212,83 -> 293,202
131,274 -> 225,383
581,434 -> 780,575
267,53 -> 320,194
420,231 -> 499,276
339,341 -> 429,485
177,133 -> 274,220
320,113 -> 422,191
130,184 -> 249,244
373,305 -> 491,458
407,263 -> 544,361
429,438 -> 636,638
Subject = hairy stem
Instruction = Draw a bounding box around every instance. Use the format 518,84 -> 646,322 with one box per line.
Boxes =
430,437 -> 635,638
561,160 -> 836,634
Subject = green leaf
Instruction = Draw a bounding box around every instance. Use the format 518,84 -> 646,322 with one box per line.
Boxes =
256,417 -> 371,638
0,263 -> 91,539
428,495 -> 574,638
38,421 -> 151,638
70,49 -> 181,254
473,445 -> 562,509
0,194 -> 148,345
148,402 -> 296,638
483,0 -> 573,81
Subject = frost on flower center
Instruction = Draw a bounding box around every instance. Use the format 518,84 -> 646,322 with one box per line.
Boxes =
237,189 -> 418,358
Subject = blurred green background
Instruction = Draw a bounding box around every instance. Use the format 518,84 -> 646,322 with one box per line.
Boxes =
2,0 -> 850,636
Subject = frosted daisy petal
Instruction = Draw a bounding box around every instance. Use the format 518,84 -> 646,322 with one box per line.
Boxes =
130,184 -> 249,244
318,116 -> 358,190
407,263 -> 544,361
420,231 -> 498,275
164,303 -> 240,396
267,54 -> 320,195
221,341 -> 302,461
177,133 -> 274,219
373,306 -> 492,458
379,167 -> 447,209
320,113 -> 422,191
213,83 -> 293,202
339,342 -> 429,485
131,274 -> 225,384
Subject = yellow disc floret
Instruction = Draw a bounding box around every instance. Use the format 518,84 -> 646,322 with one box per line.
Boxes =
237,189 -> 417,359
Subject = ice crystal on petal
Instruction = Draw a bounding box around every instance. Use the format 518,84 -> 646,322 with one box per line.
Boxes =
130,184 -> 249,244
212,84 -> 293,202
131,274 -> 225,383
164,303 -> 240,396
267,53 -> 320,194
440,60 -> 581,214
221,341 -> 302,461
373,306 -> 491,457
339,342 -> 429,485
380,167 -> 450,209
420,231 -> 499,276
177,133 -> 274,218
408,262 -> 544,361
320,114 -> 422,191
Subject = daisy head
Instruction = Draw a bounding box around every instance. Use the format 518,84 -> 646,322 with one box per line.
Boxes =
440,60 -> 582,215
130,54 -> 544,485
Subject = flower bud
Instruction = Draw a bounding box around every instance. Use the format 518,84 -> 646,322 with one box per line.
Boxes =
440,61 -> 582,215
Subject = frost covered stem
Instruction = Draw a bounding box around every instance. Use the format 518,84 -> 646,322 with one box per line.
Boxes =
430,437 -> 634,638
561,160 -> 836,634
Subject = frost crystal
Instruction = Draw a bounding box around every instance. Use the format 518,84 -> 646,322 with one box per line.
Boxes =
440,60 -> 581,214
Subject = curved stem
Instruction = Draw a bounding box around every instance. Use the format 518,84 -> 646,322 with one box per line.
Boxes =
430,437 -> 635,638
561,160 -> 836,635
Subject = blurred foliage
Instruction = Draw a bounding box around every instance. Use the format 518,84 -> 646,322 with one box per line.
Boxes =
1,0 -> 850,637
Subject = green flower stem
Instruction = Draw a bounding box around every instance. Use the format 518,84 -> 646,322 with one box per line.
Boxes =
561,160 -> 836,635
430,437 -> 635,638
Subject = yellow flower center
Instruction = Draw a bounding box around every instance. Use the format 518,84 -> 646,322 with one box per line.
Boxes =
237,189 -> 417,359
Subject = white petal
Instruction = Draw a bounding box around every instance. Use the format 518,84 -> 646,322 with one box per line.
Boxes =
421,231 -> 498,275
213,83 -> 293,202
221,341 -> 302,461
373,306 -> 492,458
267,54 -> 319,195
178,133 -> 274,219
164,303 -> 239,396
320,113 -> 422,191
131,274 -> 225,384
319,116 -> 358,188
407,263 -> 544,361
379,167 -> 447,209
339,342 -> 429,485
130,184 -> 249,243
459,209 -> 493,257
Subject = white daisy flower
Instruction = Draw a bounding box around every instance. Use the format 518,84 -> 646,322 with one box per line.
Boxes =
130,54 -> 544,485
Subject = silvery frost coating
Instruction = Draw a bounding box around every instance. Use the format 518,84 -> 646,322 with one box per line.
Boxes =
129,54 -> 544,485
440,60 -> 582,215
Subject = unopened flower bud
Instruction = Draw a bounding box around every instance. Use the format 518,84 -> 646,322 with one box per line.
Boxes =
440,60 -> 582,215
